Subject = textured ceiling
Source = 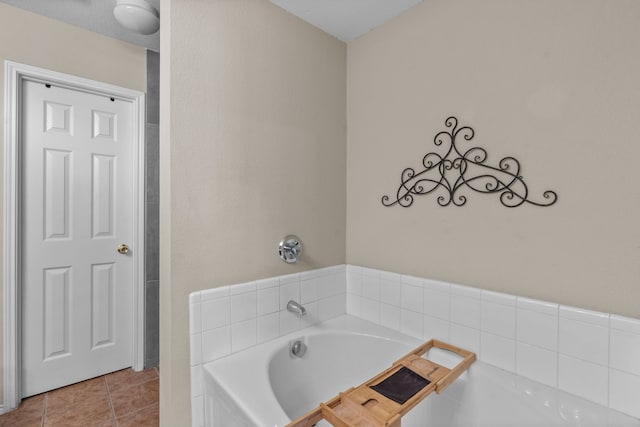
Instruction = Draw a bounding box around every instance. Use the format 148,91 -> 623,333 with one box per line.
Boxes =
1,0 -> 425,51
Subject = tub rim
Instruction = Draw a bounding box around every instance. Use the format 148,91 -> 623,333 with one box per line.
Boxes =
202,314 -> 640,427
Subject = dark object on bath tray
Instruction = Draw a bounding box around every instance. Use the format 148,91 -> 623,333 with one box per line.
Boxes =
286,339 -> 476,427
370,366 -> 431,404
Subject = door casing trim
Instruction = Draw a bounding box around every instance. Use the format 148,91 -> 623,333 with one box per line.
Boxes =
3,61 -> 146,411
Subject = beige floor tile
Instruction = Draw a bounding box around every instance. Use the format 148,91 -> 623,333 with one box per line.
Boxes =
105,368 -> 158,393
44,393 -> 113,426
46,377 -> 107,408
0,394 -> 44,427
110,378 -> 159,419
116,403 -> 159,427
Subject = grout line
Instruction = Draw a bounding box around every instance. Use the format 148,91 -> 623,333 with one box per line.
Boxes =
41,393 -> 47,427
104,375 -> 118,427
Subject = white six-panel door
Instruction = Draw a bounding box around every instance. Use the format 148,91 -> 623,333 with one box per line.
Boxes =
21,79 -> 134,397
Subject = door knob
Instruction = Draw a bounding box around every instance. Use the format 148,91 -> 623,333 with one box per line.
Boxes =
117,244 -> 130,254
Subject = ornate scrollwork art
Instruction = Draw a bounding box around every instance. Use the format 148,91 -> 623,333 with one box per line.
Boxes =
381,116 -> 558,208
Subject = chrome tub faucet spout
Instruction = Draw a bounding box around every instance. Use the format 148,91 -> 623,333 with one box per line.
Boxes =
286,300 -> 306,316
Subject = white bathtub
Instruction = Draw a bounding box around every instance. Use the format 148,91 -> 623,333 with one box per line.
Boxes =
203,315 -> 640,427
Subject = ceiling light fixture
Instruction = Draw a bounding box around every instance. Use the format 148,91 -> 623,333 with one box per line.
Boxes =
113,0 -> 160,35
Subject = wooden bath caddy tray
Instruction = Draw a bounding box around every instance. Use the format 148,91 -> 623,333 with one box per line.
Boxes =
287,339 -> 475,427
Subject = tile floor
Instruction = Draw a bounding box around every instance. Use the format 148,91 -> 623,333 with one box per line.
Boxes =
0,367 -> 159,426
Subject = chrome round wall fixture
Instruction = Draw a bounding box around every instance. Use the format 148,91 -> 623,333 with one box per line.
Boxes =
289,340 -> 307,358
278,235 -> 302,263
113,0 -> 160,35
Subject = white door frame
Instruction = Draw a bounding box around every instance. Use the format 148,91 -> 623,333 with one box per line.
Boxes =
3,61 -> 146,411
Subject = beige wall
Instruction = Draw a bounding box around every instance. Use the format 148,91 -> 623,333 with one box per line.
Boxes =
0,3 -> 146,405
160,0 -> 346,424
347,0 -> 640,318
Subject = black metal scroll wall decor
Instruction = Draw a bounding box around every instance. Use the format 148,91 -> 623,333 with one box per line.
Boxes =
381,116 -> 558,208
